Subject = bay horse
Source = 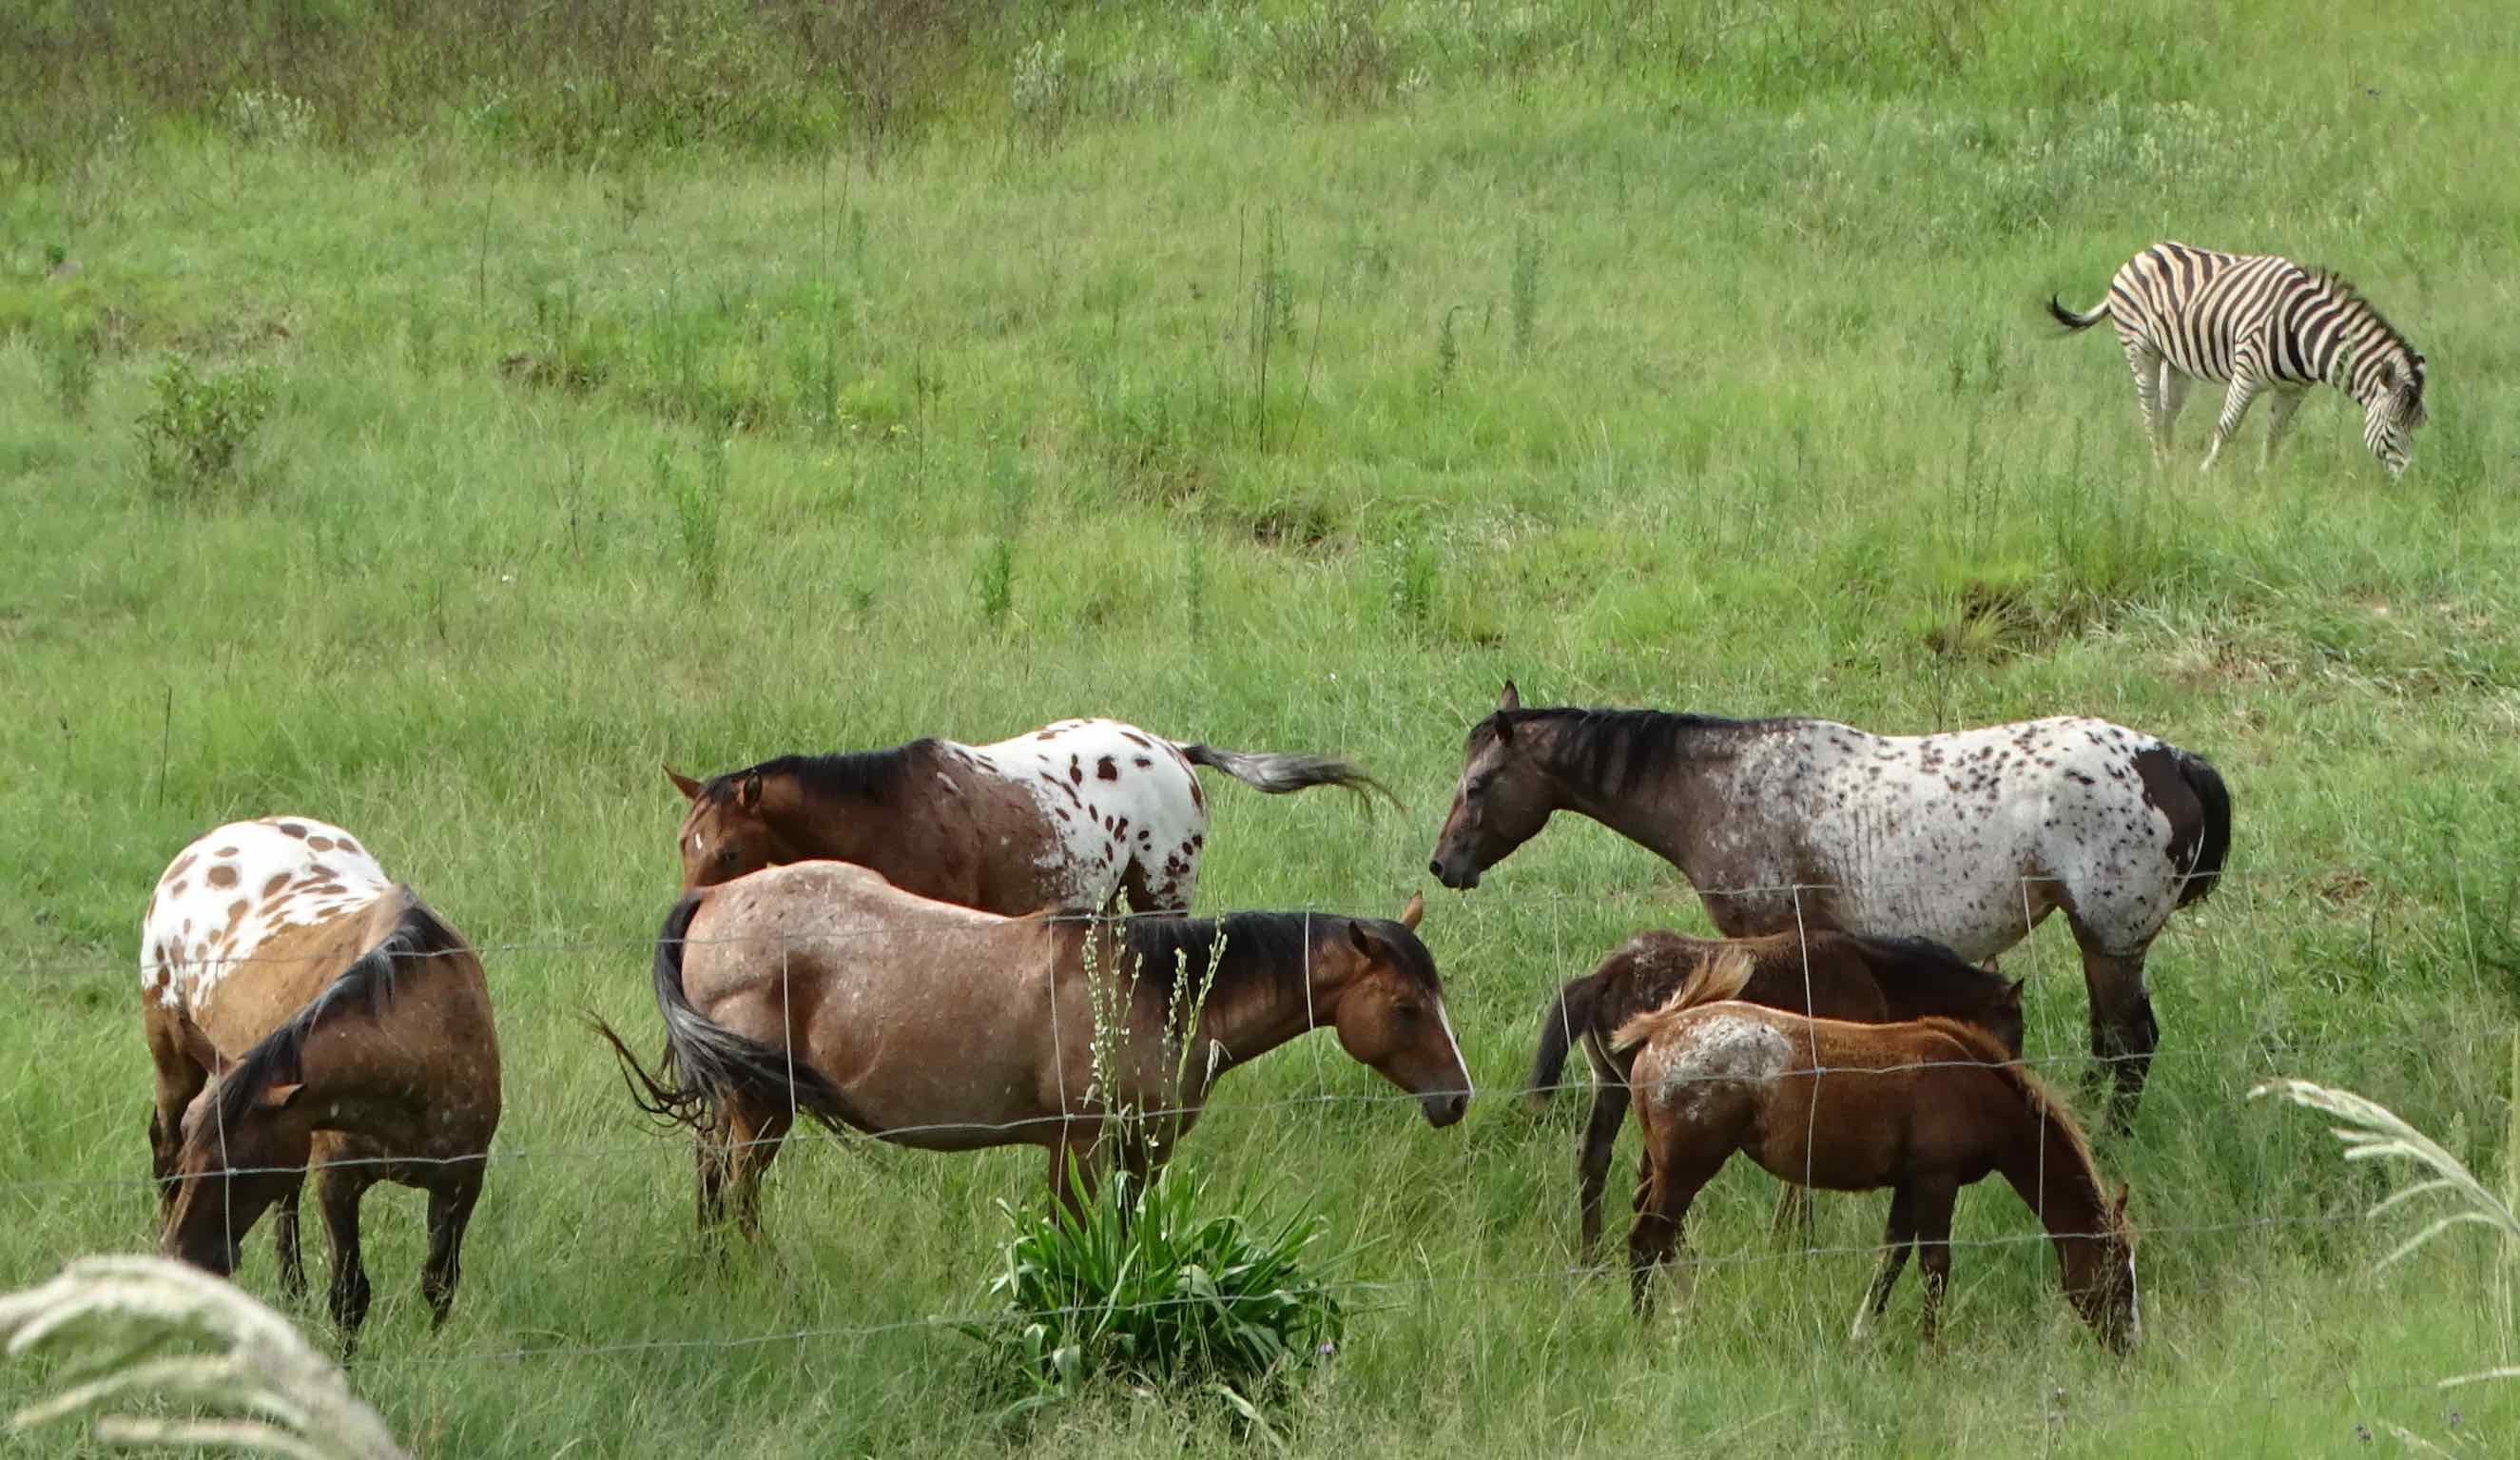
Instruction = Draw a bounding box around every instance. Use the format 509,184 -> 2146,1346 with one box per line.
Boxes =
1526,928 -> 2023,1262
594,863 -> 1469,1240
141,817 -> 499,1344
666,716 -> 1389,914
1615,962 -> 2139,1352
1429,683 -> 2231,1128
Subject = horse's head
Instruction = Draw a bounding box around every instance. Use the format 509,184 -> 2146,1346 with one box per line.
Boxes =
160,1074 -> 318,1276
2065,1182 -> 2141,1354
668,765 -> 804,889
1429,682 -> 1555,890
1974,979 -> 2028,1059
2363,347 -> 2429,478
1325,896 -> 1471,1126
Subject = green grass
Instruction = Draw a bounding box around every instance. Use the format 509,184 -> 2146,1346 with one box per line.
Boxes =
5,0 -> 2520,1453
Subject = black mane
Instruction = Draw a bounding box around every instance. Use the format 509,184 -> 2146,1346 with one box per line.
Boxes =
212,893 -> 468,1135
1492,707 -> 1785,794
1115,909 -> 1441,1005
712,740 -> 934,805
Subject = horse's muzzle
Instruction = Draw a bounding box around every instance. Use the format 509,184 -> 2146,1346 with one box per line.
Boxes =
1428,856 -> 1481,890
1421,1089 -> 1470,1127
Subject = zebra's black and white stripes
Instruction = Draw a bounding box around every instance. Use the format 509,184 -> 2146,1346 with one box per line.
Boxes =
2048,243 -> 2428,477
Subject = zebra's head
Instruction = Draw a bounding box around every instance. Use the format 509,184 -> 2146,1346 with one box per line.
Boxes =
2361,347 -> 2427,478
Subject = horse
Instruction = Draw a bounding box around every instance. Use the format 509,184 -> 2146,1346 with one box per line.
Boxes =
666,716 -> 1389,916
1428,683 -> 2230,1128
594,863 -> 1470,1240
141,817 -> 499,1344
1615,964 -> 2139,1352
1525,928 -> 2023,1263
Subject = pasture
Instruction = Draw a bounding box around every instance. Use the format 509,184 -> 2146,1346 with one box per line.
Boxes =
4,0 -> 2519,1453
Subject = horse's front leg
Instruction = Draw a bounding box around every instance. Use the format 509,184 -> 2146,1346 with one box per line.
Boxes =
314,1164 -> 377,1354
2071,927 -> 2158,1133
419,1169 -> 485,1329
1850,1184 -> 1917,1342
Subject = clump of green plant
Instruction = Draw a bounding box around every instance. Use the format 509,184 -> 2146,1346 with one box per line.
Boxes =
1509,218 -> 1545,360
961,1161 -> 1347,1417
135,355 -> 275,503
975,538 -> 1015,627
656,438 -> 726,594
48,327 -> 98,417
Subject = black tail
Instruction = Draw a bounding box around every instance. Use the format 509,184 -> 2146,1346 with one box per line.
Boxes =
2046,294 -> 2107,333
2172,749 -> 2231,907
1525,976 -> 1599,1113
591,891 -> 857,1139
1176,742 -> 1398,809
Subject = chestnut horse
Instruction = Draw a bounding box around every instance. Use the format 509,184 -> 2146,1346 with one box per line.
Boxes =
141,817 -> 499,1343
1430,683 -> 2230,1128
596,863 -> 1469,1239
1525,928 -> 2023,1262
1615,963 -> 2138,1352
667,716 -> 1387,914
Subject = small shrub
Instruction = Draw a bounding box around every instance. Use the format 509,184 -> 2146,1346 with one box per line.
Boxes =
1509,219 -> 1545,360
961,1162 -> 1347,1411
135,354 -> 275,503
976,537 -> 1014,626
48,327 -> 98,417
657,438 -> 725,594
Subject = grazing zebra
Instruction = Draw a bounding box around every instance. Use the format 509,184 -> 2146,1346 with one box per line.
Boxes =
2048,242 -> 2428,477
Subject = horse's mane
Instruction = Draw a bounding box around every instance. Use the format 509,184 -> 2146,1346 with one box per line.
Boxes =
1858,934 -> 2013,1009
1490,707 -> 1783,794
212,892 -> 469,1135
1915,1017 -> 2111,1206
1608,945 -> 1755,1054
710,742 -> 932,806
2303,267 -> 2425,402
1116,909 -> 1439,1006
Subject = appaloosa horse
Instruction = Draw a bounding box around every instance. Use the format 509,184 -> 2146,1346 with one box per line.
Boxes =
1617,961 -> 2138,1352
668,716 -> 1388,913
142,817 -> 499,1343
1430,684 -> 2230,1127
595,864 -> 1469,1240
1527,928 -> 2023,1261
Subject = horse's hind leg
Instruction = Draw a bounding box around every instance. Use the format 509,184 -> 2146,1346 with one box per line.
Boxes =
2069,917 -> 2158,1133
721,1099 -> 792,1244
1908,1179 -> 1961,1346
1627,1128 -> 1730,1318
419,1169 -> 485,1328
1576,1079 -> 1631,1268
1851,1184 -> 1918,1342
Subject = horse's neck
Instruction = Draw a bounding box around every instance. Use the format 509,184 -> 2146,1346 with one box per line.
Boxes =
1994,1102 -> 2112,1253
778,752 -> 922,852
1539,719 -> 1717,869
1183,953 -> 1326,1091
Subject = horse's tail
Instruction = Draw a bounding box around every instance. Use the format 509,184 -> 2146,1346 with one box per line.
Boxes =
2046,294 -> 2109,333
590,891 -> 856,1140
2171,749 -> 2232,908
1610,946 -> 1755,1056
1525,976 -> 1598,1113
1174,741 -> 1398,809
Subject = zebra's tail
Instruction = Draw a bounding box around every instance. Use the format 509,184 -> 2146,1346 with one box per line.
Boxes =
2045,295 -> 2109,333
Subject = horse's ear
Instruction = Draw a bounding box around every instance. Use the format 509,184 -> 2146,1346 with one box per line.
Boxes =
260,1082 -> 305,1112
2113,1181 -> 2131,1217
1398,892 -> 1425,931
666,766 -> 705,802
736,770 -> 764,810
1347,921 -> 1386,963
1499,680 -> 1522,712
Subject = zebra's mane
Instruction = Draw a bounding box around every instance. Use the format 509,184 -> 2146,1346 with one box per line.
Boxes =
2306,268 -> 2422,392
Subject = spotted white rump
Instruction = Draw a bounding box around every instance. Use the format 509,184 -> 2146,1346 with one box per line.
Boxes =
951,719 -> 1211,910
1637,1008 -> 1794,1119
141,818 -> 393,1014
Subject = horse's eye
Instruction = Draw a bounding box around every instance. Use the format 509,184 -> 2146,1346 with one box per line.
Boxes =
1394,1003 -> 1420,1022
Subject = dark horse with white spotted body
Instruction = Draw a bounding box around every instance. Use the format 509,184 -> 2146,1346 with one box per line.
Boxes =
1430,685 -> 2230,1128
668,717 -> 1386,915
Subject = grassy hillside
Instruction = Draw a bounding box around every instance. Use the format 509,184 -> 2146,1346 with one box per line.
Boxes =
4,1 -> 2517,1454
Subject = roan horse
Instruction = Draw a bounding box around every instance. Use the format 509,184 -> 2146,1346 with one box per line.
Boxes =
1430,684 -> 2230,1127
141,817 -> 499,1343
667,716 -> 1388,915
595,863 -> 1470,1239
1525,928 -> 2024,1262
1615,958 -> 2138,1352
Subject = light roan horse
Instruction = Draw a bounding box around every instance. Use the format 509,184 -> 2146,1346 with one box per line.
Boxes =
142,817 -> 499,1343
668,716 -> 1388,914
1526,928 -> 2023,1263
1430,683 -> 2230,1128
1615,959 -> 2138,1352
595,863 -> 1469,1239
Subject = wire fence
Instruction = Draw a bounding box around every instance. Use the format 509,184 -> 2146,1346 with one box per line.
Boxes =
10,862 -> 2515,1450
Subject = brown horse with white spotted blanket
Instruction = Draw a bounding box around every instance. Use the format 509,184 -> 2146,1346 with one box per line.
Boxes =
1429,684 -> 2230,1128
668,716 -> 1386,914
141,817 -> 499,1344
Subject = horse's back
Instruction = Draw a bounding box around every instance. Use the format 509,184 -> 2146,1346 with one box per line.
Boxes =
682,859 -> 1039,1008
955,718 -> 1211,911
142,816 -> 397,1022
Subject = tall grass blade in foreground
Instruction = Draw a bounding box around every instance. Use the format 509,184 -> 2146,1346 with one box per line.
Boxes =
2,1256 -> 408,1459
2254,1057 -> 2520,1388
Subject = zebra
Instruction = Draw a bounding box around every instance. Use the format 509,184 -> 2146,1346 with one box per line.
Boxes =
2047,242 -> 2428,477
